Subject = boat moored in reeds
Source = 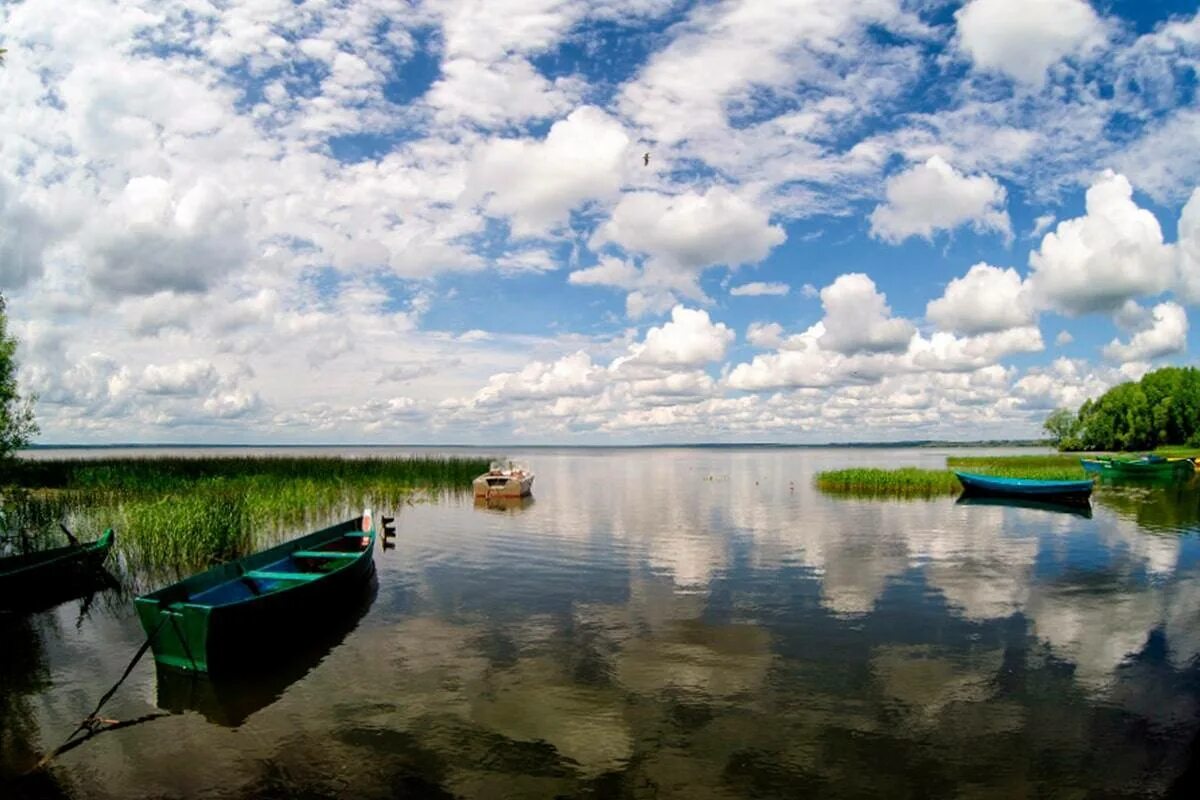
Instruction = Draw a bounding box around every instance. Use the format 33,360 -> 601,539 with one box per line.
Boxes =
0,529 -> 115,610
135,511 -> 376,675
954,471 -> 1094,504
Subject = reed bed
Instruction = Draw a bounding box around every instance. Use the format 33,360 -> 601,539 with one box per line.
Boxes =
946,455 -> 1088,480
815,468 -> 961,497
4,455 -> 491,577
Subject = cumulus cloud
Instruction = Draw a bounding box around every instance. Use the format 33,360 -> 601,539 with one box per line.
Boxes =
590,187 -> 786,300
616,306 -> 734,369
470,106 -> 631,237
1101,302 -> 1188,363
1028,171 -> 1175,316
817,274 -> 915,355
925,263 -> 1034,335
1178,187 -> 1200,303
86,176 -> 251,298
869,156 -> 1011,244
730,281 -> 789,297
955,0 -> 1106,86
427,57 -> 577,127
1056,330 -> 1074,346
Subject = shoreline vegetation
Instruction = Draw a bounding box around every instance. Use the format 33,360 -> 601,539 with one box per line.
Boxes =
816,451 -> 1199,498
2,455 -> 490,580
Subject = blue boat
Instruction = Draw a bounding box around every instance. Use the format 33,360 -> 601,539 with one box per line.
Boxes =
954,471 -> 1093,504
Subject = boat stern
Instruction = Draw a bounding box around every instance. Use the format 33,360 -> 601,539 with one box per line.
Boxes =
136,596 -> 213,673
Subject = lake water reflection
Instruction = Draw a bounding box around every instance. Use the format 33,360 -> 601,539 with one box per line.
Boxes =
4,446 -> 1200,798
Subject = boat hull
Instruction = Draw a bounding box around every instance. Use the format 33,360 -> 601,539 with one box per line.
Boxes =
135,515 -> 375,675
0,529 -> 114,610
473,473 -> 534,498
1079,456 -> 1195,480
954,471 -> 1093,504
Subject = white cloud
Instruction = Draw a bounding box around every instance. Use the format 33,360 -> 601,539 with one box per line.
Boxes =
140,359 -> 220,396
1177,187 -> 1200,303
592,187 -> 785,282
730,281 -> 789,297
470,106 -> 632,237
746,322 -> 784,349
1055,330 -> 1074,346
588,186 -> 786,314
426,57 -> 577,127
616,306 -> 734,369
474,351 -> 606,406
955,0 -> 1106,86
1101,302 -> 1188,363
817,273 -> 914,355
925,263 -> 1034,335
1028,171 -> 1175,316
85,175 -> 252,298
568,256 -> 642,289
869,156 -> 1011,244
1030,214 -> 1056,240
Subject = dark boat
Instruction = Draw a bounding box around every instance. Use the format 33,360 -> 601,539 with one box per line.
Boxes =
954,471 -> 1094,504
135,511 -> 376,675
155,574 -> 378,726
0,529 -> 115,610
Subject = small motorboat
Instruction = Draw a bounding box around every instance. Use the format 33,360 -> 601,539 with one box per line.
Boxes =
135,511 -> 376,674
0,529 -> 115,609
954,471 -> 1093,504
473,462 -> 534,499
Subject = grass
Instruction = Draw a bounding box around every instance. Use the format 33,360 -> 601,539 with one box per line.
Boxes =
3,455 -> 492,578
815,468 -> 961,497
945,455 -> 1088,480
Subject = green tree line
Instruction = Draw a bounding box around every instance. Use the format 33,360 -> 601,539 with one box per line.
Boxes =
1043,366 -> 1200,451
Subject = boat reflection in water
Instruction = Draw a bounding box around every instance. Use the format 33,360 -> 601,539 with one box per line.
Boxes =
473,495 -> 536,513
956,494 -> 1093,519
155,575 -> 378,727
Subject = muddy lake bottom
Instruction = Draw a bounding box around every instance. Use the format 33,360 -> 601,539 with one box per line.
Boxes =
4,446 -> 1200,798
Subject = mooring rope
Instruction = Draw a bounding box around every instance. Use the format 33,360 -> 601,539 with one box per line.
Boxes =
27,615 -> 170,774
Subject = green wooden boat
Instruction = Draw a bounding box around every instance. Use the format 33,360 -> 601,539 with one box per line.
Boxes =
0,529 -> 115,609
1079,455 -> 1195,479
135,511 -> 376,675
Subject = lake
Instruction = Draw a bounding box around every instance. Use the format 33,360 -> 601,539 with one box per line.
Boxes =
4,446 -> 1200,798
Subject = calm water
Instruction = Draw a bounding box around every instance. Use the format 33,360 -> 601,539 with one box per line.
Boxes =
4,446 -> 1200,798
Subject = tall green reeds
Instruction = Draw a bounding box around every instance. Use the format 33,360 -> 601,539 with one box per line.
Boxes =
815,468 -> 960,497
3,455 -> 492,577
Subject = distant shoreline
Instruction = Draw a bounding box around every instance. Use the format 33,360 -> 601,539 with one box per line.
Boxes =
24,440 -> 1049,451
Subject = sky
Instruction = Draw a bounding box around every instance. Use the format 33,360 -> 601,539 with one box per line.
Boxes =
1,0 -> 1200,445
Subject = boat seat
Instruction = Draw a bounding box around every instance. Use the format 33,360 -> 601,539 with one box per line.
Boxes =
292,550 -> 357,559
244,570 -> 323,582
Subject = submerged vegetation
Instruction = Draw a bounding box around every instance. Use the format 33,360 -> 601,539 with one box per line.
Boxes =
2,455 -> 490,579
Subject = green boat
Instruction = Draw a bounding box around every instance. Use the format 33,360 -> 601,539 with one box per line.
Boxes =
135,511 -> 377,675
1080,455 -> 1195,480
0,529 -> 115,610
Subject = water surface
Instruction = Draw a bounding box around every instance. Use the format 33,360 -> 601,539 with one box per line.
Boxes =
4,447 -> 1200,798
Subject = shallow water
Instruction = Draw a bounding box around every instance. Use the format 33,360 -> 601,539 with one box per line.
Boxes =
4,446 -> 1200,798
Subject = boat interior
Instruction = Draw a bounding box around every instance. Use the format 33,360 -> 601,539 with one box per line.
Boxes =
186,534 -> 369,606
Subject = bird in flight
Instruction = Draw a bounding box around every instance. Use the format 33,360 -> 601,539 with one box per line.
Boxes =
643,152 -> 650,167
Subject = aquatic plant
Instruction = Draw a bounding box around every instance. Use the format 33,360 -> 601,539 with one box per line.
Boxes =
3,455 -> 492,576
945,455 -> 1088,480
814,468 -> 961,497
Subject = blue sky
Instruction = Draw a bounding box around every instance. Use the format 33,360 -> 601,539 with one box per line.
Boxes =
2,0 -> 1199,444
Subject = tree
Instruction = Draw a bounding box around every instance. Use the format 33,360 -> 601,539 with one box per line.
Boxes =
1043,408 -> 1081,450
0,294 -> 38,459
1049,366 -> 1200,451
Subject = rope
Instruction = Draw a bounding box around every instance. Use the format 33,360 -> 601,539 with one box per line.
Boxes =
27,615 -> 170,774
